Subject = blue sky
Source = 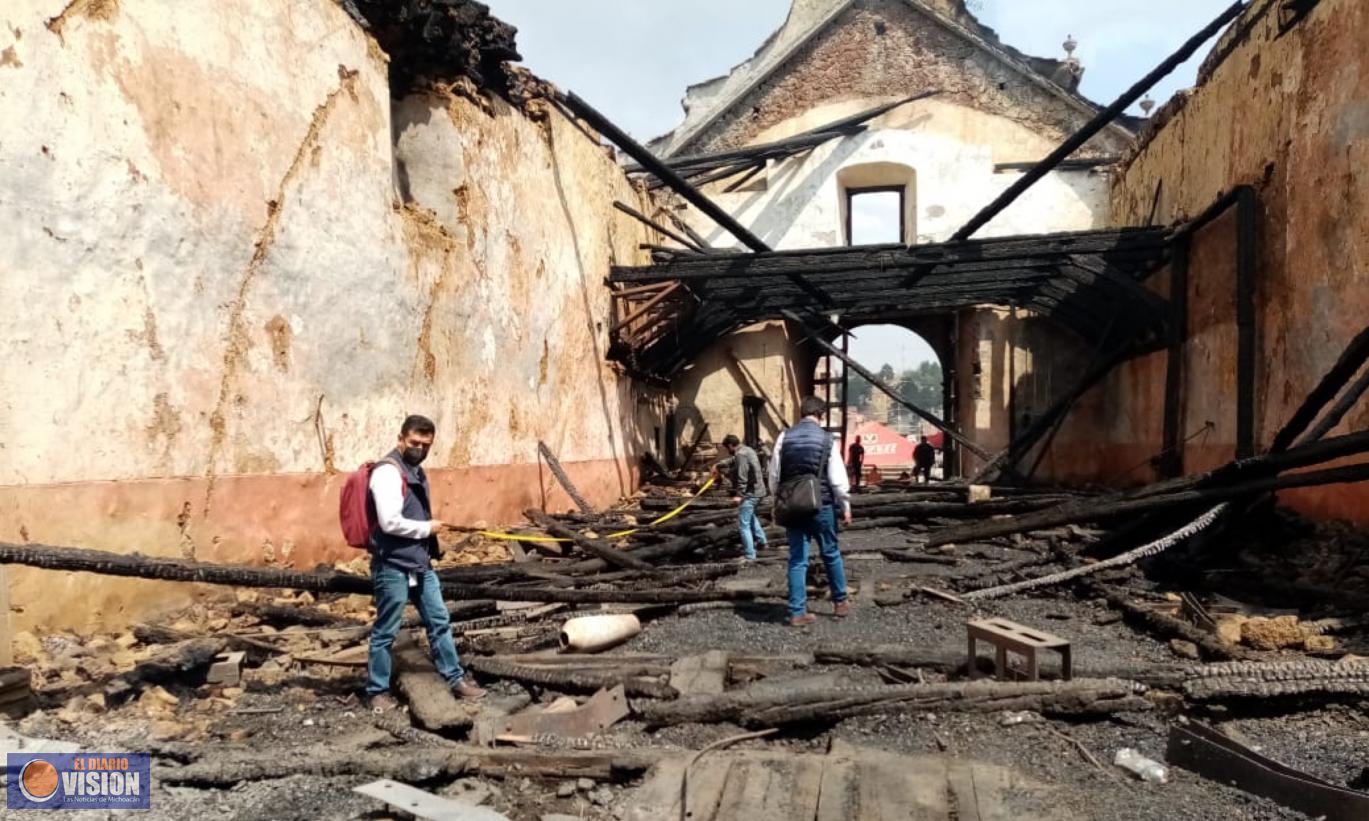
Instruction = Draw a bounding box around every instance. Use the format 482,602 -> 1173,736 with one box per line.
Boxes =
486,0 -> 1234,369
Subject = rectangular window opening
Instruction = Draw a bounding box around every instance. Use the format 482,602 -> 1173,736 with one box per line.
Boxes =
846,187 -> 905,245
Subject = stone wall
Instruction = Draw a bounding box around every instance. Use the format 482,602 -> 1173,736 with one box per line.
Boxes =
1043,0 -> 1369,522
0,0 -> 657,630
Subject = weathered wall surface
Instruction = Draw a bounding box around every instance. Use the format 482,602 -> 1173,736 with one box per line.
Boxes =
0,0 -> 655,630
673,322 -> 807,452
680,98 -> 1111,251
1046,0 -> 1369,521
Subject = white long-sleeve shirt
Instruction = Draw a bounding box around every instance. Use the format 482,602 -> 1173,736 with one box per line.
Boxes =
767,430 -> 852,516
368,462 -> 433,540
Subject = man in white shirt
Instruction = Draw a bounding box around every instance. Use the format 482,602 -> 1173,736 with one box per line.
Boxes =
768,397 -> 853,626
365,415 -> 486,712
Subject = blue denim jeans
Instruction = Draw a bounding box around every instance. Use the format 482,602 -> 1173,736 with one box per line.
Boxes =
785,505 -> 848,617
738,496 -> 768,559
366,561 -> 466,696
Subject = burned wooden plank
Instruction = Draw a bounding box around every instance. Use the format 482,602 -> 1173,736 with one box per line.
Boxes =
0,541 -> 780,606
538,441 -> 595,514
524,511 -> 654,572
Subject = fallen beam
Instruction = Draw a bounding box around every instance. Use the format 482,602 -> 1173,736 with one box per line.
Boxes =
1093,586 -> 1250,661
636,677 -> 1150,728
463,655 -> 677,700
160,746 -> 667,787
0,542 -> 778,606
538,441 -> 595,514
927,431 -> 1369,545
525,511 -> 655,571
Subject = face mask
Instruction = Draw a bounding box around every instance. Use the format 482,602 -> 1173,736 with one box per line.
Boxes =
402,446 -> 428,466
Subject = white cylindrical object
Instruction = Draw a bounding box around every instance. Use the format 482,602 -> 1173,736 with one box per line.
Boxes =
559,614 -> 642,653
1113,748 -> 1169,784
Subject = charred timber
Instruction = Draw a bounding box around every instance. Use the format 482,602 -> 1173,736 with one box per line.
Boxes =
464,656 -> 677,699
0,542 -> 775,606
525,511 -> 655,571
160,746 -> 666,787
1093,586 -> 1250,661
636,678 -> 1150,728
927,431 -> 1369,545
611,230 -> 1169,284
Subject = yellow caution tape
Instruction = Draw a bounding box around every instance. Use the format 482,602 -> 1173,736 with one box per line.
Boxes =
477,476 -> 718,544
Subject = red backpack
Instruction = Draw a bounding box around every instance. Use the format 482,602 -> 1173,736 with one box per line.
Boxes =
338,458 -> 407,548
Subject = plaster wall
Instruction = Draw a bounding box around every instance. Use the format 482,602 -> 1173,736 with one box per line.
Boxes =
673,322 -> 806,453
680,98 -> 1109,251
0,0 -> 656,630
1048,0 -> 1369,524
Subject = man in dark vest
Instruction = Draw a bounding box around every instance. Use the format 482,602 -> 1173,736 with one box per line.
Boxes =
716,433 -> 768,561
766,397 -> 853,626
365,415 -> 486,712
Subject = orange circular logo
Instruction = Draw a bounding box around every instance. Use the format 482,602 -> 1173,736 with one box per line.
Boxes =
20,759 -> 59,802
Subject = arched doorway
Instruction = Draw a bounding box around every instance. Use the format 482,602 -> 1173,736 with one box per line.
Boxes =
810,319 -> 956,486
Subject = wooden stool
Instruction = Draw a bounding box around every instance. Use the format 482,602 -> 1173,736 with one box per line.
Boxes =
966,617 -> 1072,681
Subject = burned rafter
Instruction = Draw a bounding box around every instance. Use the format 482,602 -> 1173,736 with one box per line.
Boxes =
627,91 -> 941,191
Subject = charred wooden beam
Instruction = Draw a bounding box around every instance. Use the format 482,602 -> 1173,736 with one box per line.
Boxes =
1271,324 -> 1369,452
1161,236 -> 1192,477
612,230 -> 1170,284
636,677 -> 1151,728
0,542 -> 779,606
1235,186 -> 1258,458
927,444 -> 1369,546
949,0 -> 1247,241
627,91 -> 939,175
524,511 -> 655,571
613,201 -> 705,254
538,440 -> 595,514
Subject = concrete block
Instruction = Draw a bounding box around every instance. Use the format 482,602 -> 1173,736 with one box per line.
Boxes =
206,651 -> 245,686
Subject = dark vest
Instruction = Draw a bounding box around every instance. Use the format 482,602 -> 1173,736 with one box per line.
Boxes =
368,449 -> 436,571
779,418 -> 834,508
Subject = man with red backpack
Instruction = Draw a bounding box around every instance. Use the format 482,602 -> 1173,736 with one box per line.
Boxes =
358,415 -> 486,711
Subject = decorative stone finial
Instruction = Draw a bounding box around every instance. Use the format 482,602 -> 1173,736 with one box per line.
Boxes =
1139,96 -> 1156,116
1063,34 -> 1078,57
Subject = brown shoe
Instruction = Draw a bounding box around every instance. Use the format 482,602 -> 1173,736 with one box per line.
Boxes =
789,613 -> 817,627
368,693 -> 400,714
451,678 -> 488,701
833,600 -> 852,618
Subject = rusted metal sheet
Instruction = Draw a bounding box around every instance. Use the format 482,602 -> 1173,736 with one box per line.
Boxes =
1167,721 -> 1369,821
500,685 -> 628,740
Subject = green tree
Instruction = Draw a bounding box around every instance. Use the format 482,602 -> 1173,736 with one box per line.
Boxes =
898,361 -> 943,413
